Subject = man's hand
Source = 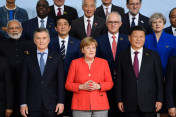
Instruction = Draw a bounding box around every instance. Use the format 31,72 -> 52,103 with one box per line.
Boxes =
5,109 -> 13,117
118,102 -> 125,112
55,103 -> 64,115
168,107 -> 176,117
20,105 -> 28,117
155,102 -> 162,112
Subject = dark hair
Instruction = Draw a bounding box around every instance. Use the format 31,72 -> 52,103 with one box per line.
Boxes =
129,26 -> 146,35
169,7 -> 176,18
33,28 -> 50,39
126,0 -> 142,4
55,15 -> 71,27
36,0 -> 49,7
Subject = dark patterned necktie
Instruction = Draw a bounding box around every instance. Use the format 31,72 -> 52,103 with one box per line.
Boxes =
131,17 -> 136,27
60,40 -> 65,59
133,51 -> 139,78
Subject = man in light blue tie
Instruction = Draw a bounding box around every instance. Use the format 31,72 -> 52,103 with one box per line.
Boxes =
20,28 -> 65,117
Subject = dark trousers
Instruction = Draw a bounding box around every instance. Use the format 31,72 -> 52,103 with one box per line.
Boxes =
124,110 -> 157,117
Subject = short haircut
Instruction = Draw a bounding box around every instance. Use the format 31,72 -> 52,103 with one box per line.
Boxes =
106,12 -> 122,22
55,15 -> 71,27
33,28 -> 50,39
126,0 -> 142,4
129,26 -> 146,35
169,7 -> 176,18
82,0 -> 97,6
149,13 -> 166,26
37,0 -> 49,7
80,37 -> 98,52
7,19 -> 22,28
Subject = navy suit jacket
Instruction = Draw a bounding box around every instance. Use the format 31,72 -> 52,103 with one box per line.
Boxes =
120,13 -> 153,35
49,36 -> 81,77
96,33 -> 129,77
70,16 -> 107,40
94,4 -> 125,20
164,26 -> 174,35
22,17 -> 57,41
20,50 -> 65,111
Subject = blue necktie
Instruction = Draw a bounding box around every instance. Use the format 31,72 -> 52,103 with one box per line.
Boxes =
39,52 -> 45,76
40,19 -> 45,28
131,17 -> 136,27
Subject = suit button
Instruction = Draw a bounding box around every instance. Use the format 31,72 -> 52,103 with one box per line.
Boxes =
88,74 -> 91,76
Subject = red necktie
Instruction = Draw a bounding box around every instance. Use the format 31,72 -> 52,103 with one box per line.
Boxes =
106,8 -> 109,17
133,51 -> 139,78
87,19 -> 91,37
112,36 -> 117,60
57,8 -> 61,16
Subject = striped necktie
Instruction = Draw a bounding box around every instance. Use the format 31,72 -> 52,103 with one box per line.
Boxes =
60,40 -> 65,59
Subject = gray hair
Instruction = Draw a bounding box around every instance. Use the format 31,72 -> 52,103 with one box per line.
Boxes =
82,0 -> 97,6
106,12 -> 122,22
33,28 -> 50,39
7,19 -> 22,28
149,13 -> 166,26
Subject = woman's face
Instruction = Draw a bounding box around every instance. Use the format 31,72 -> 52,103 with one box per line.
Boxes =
82,43 -> 96,59
151,18 -> 165,33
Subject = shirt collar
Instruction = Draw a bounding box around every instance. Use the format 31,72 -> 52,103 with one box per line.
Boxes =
102,4 -> 112,10
129,12 -> 139,19
59,35 -> 69,43
108,32 -> 119,39
37,48 -> 48,54
38,16 -> 48,21
172,27 -> 176,31
131,47 -> 143,54
5,5 -> 17,10
84,15 -> 94,23
54,4 -> 64,11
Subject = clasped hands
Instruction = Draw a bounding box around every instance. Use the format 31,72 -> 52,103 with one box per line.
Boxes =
79,80 -> 101,91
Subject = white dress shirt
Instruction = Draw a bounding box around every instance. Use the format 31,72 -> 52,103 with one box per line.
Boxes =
131,47 -> 143,72
59,36 -> 69,55
37,17 -> 48,28
54,4 -> 64,16
108,32 -> 119,49
172,27 -> 176,36
84,15 -> 94,34
129,12 -> 139,26
102,4 -> 112,15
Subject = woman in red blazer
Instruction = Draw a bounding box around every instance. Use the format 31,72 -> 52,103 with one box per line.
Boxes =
65,37 -> 114,117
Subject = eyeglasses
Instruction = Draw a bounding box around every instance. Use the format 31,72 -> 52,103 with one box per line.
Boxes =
128,3 -> 141,6
107,21 -> 120,25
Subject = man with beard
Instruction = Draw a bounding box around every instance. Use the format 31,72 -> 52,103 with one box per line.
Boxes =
0,20 -> 36,117
22,0 -> 57,41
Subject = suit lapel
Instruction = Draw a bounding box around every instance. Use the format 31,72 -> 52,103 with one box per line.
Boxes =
53,37 -> 61,54
80,17 -> 87,37
46,18 -> 54,29
34,17 -> 39,28
138,14 -> 145,26
32,52 -> 41,76
65,37 -> 73,60
124,13 -> 131,29
116,34 -> 124,59
100,5 -> 106,18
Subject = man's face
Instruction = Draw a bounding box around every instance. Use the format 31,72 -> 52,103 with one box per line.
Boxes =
106,14 -> 122,35
82,0 -> 96,18
34,31 -> 50,51
129,30 -> 145,50
7,21 -> 23,39
55,19 -> 71,37
53,0 -> 65,7
127,0 -> 141,16
36,0 -> 49,19
101,0 -> 112,6
170,9 -> 176,28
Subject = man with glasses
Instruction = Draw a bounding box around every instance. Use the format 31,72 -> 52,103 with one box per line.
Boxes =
120,0 -> 152,35
96,12 -> 129,117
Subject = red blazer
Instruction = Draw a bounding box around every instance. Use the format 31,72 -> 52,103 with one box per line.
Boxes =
65,57 -> 113,110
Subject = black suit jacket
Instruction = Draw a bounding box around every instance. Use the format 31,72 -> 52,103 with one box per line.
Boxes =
48,5 -> 78,22
70,16 -> 107,40
20,50 -> 65,111
164,26 -> 174,35
94,4 -> 125,20
116,48 -> 163,112
120,13 -> 153,35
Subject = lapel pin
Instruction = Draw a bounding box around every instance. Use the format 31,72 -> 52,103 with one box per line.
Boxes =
24,51 -> 29,55
141,20 -> 144,23
64,12 -> 67,14
166,46 -> 169,48
48,25 -> 51,28
120,38 -> 123,40
94,22 -> 97,27
146,53 -> 149,56
49,56 -> 52,58
70,41 -> 74,43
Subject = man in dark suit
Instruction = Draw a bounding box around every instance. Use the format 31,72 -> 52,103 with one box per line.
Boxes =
49,16 -> 81,117
116,26 -> 163,117
0,57 -> 13,117
164,8 -> 176,36
22,0 -> 57,41
48,0 -> 78,22
20,28 -> 65,117
70,0 -> 107,40
0,20 -> 36,117
94,0 -> 125,20
96,12 -> 129,117
119,0 -> 152,35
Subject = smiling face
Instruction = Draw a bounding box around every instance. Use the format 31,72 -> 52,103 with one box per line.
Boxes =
151,18 -> 164,33
127,0 -> 141,16
36,0 -> 49,19
82,43 -> 96,59
129,30 -> 145,51
82,0 -> 96,18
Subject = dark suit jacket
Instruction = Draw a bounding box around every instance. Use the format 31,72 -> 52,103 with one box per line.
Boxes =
22,17 -> 57,41
70,16 -> 107,40
94,4 -> 125,20
164,26 -> 173,35
20,50 -> 65,111
49,36 -> 81,77
96,33 -> 129,77
48,5 -> 78,22
120,13 -> 153,35
165,56 -> 176,109
0,56 -> 13,110
116,48 -> 163,112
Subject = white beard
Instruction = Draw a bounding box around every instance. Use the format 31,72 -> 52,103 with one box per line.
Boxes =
8,32 -> 22,40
